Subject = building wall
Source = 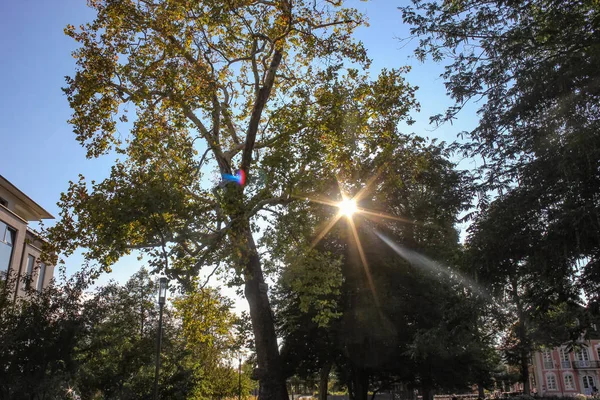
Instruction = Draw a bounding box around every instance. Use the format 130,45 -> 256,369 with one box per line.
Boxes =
13,231 -> 55,297
0,200 -> 54,296
1,205 -> 29,285
534,340 -> 600,396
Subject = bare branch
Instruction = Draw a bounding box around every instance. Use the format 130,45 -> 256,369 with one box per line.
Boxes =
241,49 -> 283,173
181,105 -> 231,174
200,263 -> 221,289
198,147 -> 211,170
308,19 -> 357,30
224,130 -> 287,161
254,0 -> 277,6
221,101 -> 241,144
251,39 -> 260,94
249,195 -> 294,217
212,93 -> 222,145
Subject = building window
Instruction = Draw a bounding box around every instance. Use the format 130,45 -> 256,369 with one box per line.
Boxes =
36,263 -> 46,292
546,374 -> 557,391
575,347 -> 591,368
577,348 -> 590,361
564,374 -> 575,390
583,375 -> 596,393
543,349 -> 554,369
0,221 -> 15,278
23,255 -> 35,289
560,348 -> 571,369
0,197 -> 7,207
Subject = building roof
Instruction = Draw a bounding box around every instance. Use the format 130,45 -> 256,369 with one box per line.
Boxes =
0,175 -> 54,221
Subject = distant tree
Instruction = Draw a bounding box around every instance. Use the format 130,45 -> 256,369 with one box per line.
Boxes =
74,269 -> 158,399
0,273 -> 87,399
75,269 -> 247,400
466,201 -> 586,395
173,281 -> 255,400
0,267 -> 248,399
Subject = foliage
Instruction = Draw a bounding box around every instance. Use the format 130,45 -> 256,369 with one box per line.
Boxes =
51,2 -> 423,395
0,273 -> 87,400
74,269 -> 158,399
75,269 -> 248,400
0,267 -> 251,399
51,0 -> 376,278
401,0 -> 600,304
402,0 -> 600,393
174,281 -> 255,400
270,134 -> 496,398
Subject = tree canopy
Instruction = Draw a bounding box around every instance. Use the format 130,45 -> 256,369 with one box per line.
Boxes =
50,1 -> 423,398
0,268 -> 249,400
401,0 -> 600,393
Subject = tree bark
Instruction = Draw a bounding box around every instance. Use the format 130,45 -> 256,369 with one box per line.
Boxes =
347,376 -> 356,400
352,367 -> 369,400
512,278 -> 530,396
520,350 -> 530,396
243,228 -> 289,400
319,362 -> 332,400
421,383 -> 434,400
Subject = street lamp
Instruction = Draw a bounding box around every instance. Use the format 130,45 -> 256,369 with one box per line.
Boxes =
158,277 -> 168,305
238,354 -> 242,400
154,277 -> 168,400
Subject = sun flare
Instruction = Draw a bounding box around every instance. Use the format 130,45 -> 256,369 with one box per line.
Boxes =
338,198 -> 357,217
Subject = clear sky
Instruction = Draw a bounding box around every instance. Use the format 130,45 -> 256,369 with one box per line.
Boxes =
0,0 -> 479,302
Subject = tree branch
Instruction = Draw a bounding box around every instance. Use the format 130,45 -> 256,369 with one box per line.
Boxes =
223,130 -> 288,161
249,195 -> 294,217
241,49 -> 283,173
221,101 -> 241,144
181,105 -> 231,174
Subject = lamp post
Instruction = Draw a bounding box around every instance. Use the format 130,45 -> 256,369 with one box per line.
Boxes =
238,354 -> 243,400
153,277 -> 168,400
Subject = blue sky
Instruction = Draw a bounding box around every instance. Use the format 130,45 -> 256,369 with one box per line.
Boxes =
0,0 -> 479,292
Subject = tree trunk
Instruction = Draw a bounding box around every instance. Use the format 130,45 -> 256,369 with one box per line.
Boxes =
478,383 -> 485,398
511,278 -> 530,396
520,349 -> 530,396
243,229 -> 289,400
421,383 -> 434,400
352,367 -> 369,400
319,362 -> 332,400
347,376 -> 356,400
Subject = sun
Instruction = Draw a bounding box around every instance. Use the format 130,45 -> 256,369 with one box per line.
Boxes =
338,198 -> 357,217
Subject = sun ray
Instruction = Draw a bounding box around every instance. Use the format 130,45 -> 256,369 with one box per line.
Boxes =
335,174 -> 348,201
292,193 -> 341,208
352,164 -> 387,203
348,217 -> 380,308
310,212 -> 343,250
357,208 -> 417,225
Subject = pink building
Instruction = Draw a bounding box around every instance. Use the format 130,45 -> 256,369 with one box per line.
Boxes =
0,175 -> 55,298
531,338 -> 600,396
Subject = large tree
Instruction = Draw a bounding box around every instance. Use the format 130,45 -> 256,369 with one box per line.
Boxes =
401,0 -> 600,299
50,1 -> 419,399
269,135 -> 493,400
401,0 -> 600,393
